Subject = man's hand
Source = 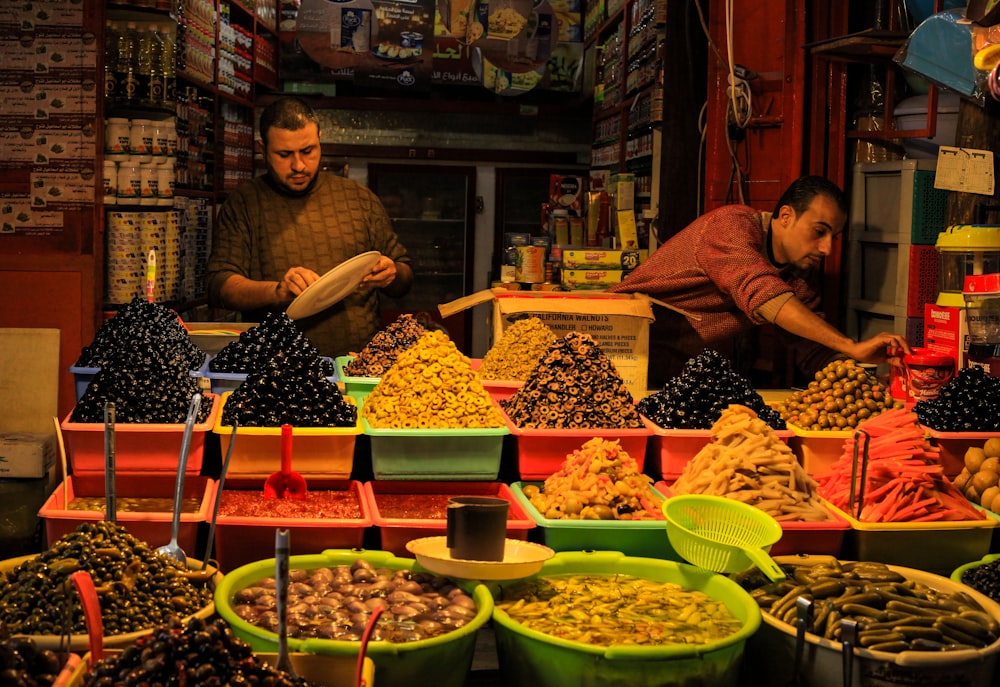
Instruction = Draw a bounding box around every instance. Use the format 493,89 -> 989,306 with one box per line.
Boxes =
276,266 -> 320,302
847,333 -> 912,368
359,255 -> 398,291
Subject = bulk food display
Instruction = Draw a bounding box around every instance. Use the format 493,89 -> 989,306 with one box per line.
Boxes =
22,286 -> 1000,687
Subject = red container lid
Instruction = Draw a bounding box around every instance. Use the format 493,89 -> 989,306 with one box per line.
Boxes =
903,348 -> 954,367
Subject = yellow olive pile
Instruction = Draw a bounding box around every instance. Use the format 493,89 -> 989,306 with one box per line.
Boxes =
478,317 -> 556,381
951,438 -> 1000,512
361,330 -> 504,429
774,359 -> 896,431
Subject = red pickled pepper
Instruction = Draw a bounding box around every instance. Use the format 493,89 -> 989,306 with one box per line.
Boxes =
817,408 -> 985,522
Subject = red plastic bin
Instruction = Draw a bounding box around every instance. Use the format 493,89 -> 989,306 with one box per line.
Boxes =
210,479 -> 371,572
500,406 -> 651,481
644,416 -> 795,481
362,480 -> 536,557
60,393 -> 220,475
922,427 -> 999,479
654,482 -> 849,558
38,472 -> 213,551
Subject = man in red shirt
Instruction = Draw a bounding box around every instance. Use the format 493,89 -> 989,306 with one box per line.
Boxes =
609,176 -> 910,388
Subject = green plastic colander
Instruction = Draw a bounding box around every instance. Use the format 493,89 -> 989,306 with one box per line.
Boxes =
662,494 -> 786,582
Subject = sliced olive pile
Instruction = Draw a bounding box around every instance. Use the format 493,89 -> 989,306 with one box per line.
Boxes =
915,365 -> 1000,432
210,312 -> 333,376
221,349 -> 356,428
344,313 -> 427,377
74,296 -> 205,371
81,616 -> 314,687
70,347 -> 212,424
0,521 -> 214,637
638,348 -> 786,430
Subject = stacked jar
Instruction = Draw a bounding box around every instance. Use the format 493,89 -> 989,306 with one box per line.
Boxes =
102,116 -> 177,207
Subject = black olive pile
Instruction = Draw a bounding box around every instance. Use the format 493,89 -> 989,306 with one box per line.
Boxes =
221,349 -> 357,428
81,616 -> 315,687
0,635 -> 63,687
960,558 -> 1000,604
344,313 -> 427,377
0,521 -> 214,637
915,365 -> 1000,432
638,349 -> 786,430
210,312 -> 334,376
70,346 -> 212,424
74,297 -> 205,371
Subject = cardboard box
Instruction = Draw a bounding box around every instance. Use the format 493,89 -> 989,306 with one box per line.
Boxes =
0,432 -> 56,479
924,303 -> 969,367
560,268 -> 628,290
439,290 -> 654,400
561,248 -> 647,270
549,174 -> 585,215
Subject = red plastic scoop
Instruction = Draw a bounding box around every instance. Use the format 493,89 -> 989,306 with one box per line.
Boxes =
264,424 -> 307,499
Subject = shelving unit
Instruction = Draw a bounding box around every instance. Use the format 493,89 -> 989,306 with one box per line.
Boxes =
101,0 -> 278,314
844,160 -> 950,347
587,0 -> 664,206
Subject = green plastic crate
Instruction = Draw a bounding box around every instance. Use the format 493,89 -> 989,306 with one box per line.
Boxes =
363,417 -> 508,480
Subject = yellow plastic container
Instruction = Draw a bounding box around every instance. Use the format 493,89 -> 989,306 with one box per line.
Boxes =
213,392 -> 360,480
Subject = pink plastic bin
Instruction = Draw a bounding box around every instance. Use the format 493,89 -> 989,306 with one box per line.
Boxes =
39,472 -> 213,551
499,406 -> 651,481
922,427 -> 1000,479
654,482 -> 849,558
362,481 -> 535,556
210,479 -> 371,572
61,393 -> 220,475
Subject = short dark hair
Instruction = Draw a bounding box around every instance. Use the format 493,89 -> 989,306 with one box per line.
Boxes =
772,175 -> 848,218
258,97 -> 320,145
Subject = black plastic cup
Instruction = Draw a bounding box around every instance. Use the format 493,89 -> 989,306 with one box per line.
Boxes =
446,496 -> 509,561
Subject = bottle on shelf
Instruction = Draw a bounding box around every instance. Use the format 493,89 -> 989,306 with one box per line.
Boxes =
137,25 -> 154,107
104,21 -> 119,105
147,24 -> 167,108
115,22 -> 141,106
161,25 -> 176,109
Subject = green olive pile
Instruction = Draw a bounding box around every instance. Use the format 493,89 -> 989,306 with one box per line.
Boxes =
478,317 -> 555,381
774,359 -> 896,431
0,635 -> 63,687
81,616 -> 314,687
0,521 -> 214,637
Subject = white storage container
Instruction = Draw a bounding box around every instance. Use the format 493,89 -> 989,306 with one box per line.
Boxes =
893,92 -> 960,159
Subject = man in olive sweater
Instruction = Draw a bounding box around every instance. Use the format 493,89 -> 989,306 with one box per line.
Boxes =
206,97 -> 413,358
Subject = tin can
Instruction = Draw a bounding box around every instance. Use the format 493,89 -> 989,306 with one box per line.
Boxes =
401,31 -> 423,53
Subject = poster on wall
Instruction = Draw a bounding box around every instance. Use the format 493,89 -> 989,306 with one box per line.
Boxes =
293,0 -> 435,91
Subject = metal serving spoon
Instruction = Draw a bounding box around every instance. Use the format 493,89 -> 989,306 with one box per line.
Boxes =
156,392 -> 201,566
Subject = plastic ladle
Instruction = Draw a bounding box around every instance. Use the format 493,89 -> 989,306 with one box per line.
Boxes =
275,528 -> 297,679
156,392 -> 201,566
69,570 -> 104,663
263,424 -> 307,499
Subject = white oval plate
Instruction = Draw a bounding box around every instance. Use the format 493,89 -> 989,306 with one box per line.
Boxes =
406,536 -> 555,580
285,251 -> 381,320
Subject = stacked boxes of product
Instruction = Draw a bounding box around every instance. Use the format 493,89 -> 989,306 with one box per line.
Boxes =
498,173 -> 649,292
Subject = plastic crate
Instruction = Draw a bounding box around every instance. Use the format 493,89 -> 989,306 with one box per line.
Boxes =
60,393 -> 220,475
210,480 -> 371,572
70,362 -> 206,401
922,427 -> 1000,479
910,169 -> 949,244
198,354 -> 337,395
212,392 -> 360,480
362,481 -> 535,556
828,501 -> 997,577
500,407 -> 651,481
509,481 -> 677,559
362,417 -> 508,480
906,245 -> 940,317
653,482 -> 848,558
334,355 -> 379,404
39,473 -> 212,551
644,417 -> 794,481
786,423 -> 851,478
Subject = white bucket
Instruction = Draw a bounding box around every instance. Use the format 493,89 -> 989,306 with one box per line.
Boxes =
744,558 -> 1000,687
